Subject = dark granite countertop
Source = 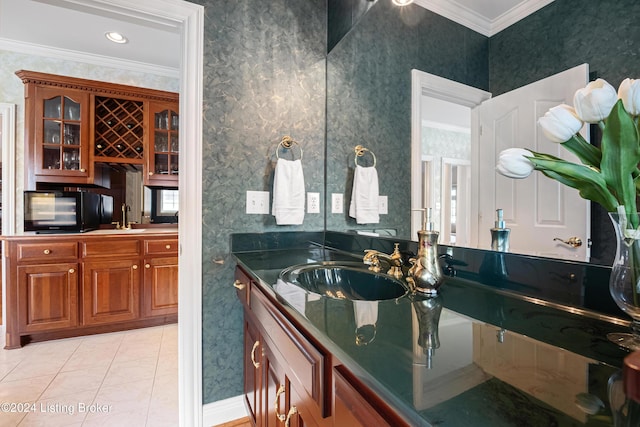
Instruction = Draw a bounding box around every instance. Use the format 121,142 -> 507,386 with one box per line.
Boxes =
233,235 -> 632,426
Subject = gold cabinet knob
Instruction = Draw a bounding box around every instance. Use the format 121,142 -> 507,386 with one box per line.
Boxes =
68,268 -> 75,274
165,244 -> 171,249
233,280 -> 246,290
145,264 -> 151,269
43,249 -> 51,255
80,168 -> 86,172
132,265 -> 138,270
148,171 -> 154,176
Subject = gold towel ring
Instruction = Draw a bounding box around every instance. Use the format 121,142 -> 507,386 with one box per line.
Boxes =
276,135 -> 303,160
354,145 -> 376,167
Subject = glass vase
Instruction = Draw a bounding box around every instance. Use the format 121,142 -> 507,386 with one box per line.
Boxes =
608,211 -> 640,351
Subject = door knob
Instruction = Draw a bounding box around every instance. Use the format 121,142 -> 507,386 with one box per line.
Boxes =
553,237 -> 582,248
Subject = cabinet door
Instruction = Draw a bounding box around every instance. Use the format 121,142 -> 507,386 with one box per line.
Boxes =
31,85 -> 92,184
244,315 -> 262,427
263,343 -> 289,427
17,263 -> 79,332
142,256 -> 178,317
82,259 -> 140,325
145,101 -> 179,187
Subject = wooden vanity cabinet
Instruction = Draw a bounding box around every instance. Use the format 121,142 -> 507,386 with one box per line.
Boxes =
236,265 -> 412,427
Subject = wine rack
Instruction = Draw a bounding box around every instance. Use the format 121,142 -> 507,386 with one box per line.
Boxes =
94,96 -> 144,163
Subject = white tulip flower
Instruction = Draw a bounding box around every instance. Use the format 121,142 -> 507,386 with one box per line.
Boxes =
618,78 -> 640,116
573,78 -> 618,123
538,104 -> 583,143
496,148 -> 535,179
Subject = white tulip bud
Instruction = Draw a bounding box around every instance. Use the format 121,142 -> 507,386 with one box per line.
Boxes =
538,104 -> 583,143
495,148 -> 535,179
618,78 -> 640,115
573,79 -> 618,123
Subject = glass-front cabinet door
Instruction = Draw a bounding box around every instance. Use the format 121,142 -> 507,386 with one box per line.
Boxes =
33,86 -> 91,183
145,101 -> 179,187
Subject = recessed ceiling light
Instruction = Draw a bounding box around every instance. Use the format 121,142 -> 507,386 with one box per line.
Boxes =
105,31 -> 128,44
392,0 -> 414,5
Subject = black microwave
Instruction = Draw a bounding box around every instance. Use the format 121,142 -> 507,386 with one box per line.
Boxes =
24,191 -> 105,233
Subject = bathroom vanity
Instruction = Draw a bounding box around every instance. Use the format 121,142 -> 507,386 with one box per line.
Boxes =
4,228 -> 178,348
233,231 -> 632,426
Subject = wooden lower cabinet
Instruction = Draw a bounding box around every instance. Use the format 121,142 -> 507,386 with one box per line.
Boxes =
17,263 -> 79,332
5,233 -> 178,349
236,266 -> 411,427
82,259 -> 140,325
143,256 -> 179,317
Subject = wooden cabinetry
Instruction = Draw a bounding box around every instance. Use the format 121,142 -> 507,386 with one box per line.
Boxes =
4,232 -> 178,349
16,70 -> 179,189
236,267 -> 327,427
142,238 -> 179,317
236,266 -> 412,427
146,101 -> 179,187
23,82 -> 92,186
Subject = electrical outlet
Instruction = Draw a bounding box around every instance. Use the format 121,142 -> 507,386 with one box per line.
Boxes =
246,191 -> 270,214
379,196 -> 388,215
331,193 -> 344,214
307,192 -> 320,213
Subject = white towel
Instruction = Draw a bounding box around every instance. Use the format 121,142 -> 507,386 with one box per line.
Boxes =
272,159 -> 305,225
349,165 -> 380,224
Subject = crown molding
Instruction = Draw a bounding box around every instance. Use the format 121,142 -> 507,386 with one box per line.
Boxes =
0,37 -> 179,79
414,0 -> 554,37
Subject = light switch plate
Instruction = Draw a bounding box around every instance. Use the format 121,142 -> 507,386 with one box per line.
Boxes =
307,192 -> 320,214
246,191 -> 270,214
379,196 -> 388,215
331,193 -> 344,214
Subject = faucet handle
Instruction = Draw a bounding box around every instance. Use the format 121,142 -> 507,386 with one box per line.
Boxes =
363,250 -> 382,272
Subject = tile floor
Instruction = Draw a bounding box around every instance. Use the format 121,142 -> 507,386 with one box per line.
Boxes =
0,324 -> 178,427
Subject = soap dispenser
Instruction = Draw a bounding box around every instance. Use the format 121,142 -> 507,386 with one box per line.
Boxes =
407,208 -> 443,296
490,209 -> 510,252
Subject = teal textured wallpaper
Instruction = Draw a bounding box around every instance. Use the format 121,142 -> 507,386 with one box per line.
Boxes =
193,0 -> 326,403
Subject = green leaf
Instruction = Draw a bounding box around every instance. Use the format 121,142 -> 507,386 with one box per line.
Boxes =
527,156 -> 618,211
600,100 -> 640,222
561,133 -> 602,167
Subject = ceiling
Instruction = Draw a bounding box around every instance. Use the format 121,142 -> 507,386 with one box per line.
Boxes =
0,0 -> 553,73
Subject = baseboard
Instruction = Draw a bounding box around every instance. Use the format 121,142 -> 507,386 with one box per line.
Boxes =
202,395 -> 248,426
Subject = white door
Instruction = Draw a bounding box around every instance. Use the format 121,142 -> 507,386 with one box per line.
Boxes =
476,64 -> 590,261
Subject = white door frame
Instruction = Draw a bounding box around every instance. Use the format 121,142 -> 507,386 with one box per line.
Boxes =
79,1 -> 204,426
411,70 -> 491,242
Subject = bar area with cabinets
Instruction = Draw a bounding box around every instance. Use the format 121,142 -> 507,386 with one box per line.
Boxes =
4,71 -> 180,348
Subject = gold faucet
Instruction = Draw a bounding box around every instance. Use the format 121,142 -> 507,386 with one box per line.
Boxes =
111,203 -> 133,230
363,243 -> 404,279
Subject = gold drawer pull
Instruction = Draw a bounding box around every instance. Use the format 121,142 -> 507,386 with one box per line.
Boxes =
285,406 -> 298,427
132,265 -> 138,270
233,280 -> 246,290
43,249 -> 51,255
251,341 -> 260,369
68,268 -> 75,274
274,385 -> 286,422
145,264 -> 151,269
165,244 -> 171,249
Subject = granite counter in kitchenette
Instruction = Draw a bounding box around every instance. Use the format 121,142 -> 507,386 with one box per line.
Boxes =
232,231 -> 637,427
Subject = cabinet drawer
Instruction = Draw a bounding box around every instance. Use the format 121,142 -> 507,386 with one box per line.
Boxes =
16,241 -> 78,263
82,239 -> 141,258
251,286 -> 329,418
144,239 -> 178,256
